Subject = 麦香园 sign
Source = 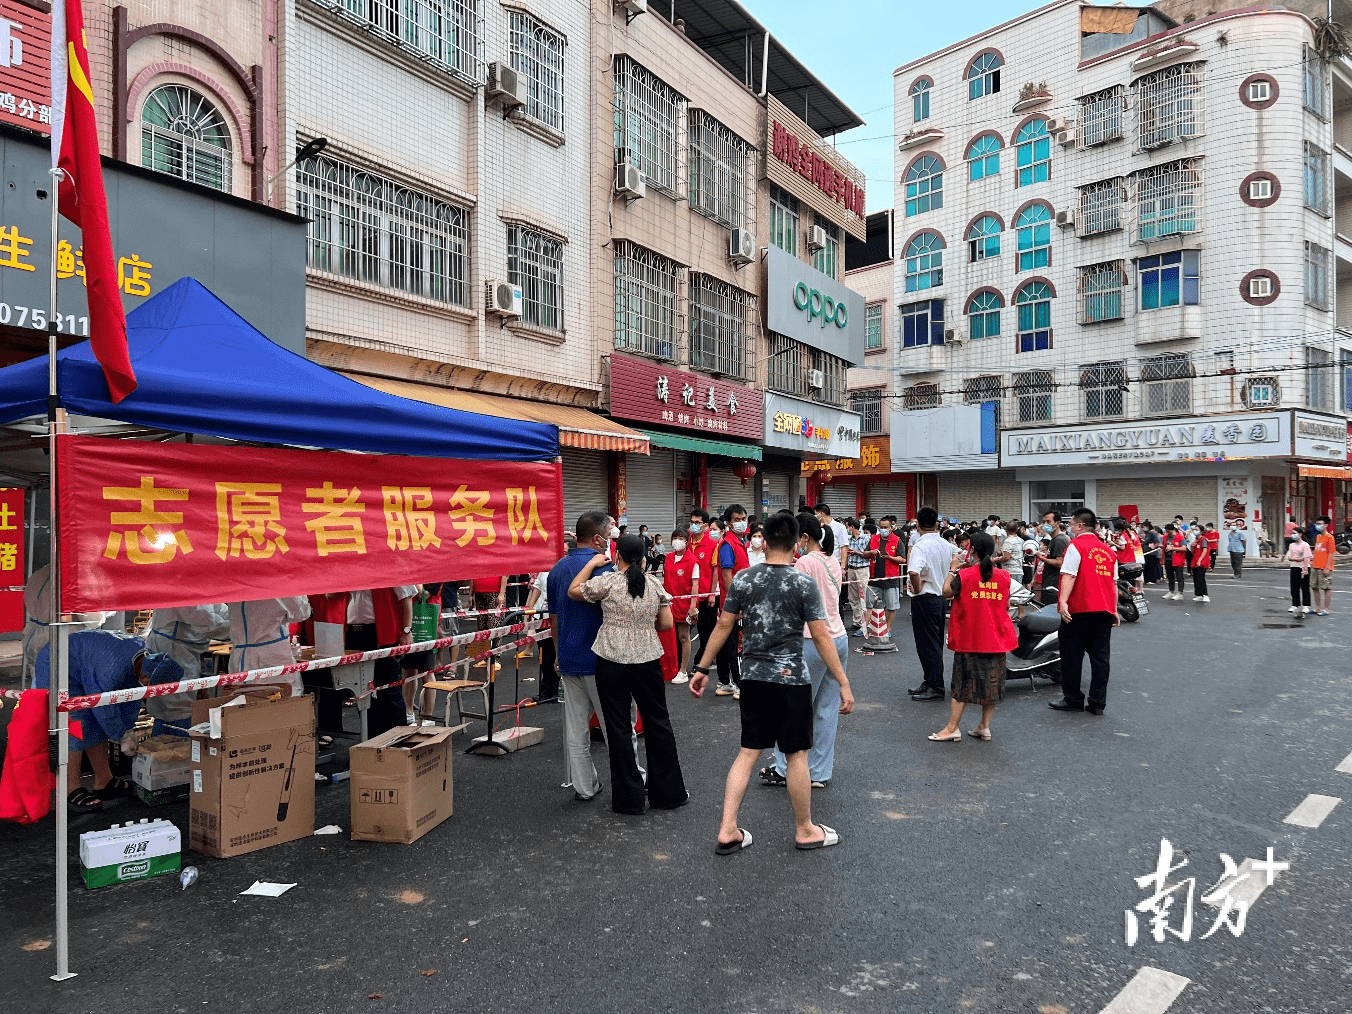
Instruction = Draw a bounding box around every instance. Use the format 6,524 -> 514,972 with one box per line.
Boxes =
1000,412 -> 1288,467
57,436 -> 563,612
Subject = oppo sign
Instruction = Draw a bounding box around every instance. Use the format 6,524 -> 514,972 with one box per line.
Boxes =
765,245 -> 864,364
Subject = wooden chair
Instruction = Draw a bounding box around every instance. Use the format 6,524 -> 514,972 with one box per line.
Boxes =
423,676 -> 490,738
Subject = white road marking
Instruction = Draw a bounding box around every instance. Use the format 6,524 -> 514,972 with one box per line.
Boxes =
1335,751 -> 1352,776
1200,856 -> 1285,913
1098,966 -> 1190,1014
1283,794 -> 1342,828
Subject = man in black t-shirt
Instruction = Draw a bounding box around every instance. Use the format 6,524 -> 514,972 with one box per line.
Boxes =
1037,511 -> 1070,605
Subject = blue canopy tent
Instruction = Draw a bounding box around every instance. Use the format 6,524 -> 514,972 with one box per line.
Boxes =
0,277 -> 559,460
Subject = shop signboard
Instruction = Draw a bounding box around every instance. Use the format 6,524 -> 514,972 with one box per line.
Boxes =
1292,411 -> 1348,463
0,132 -> 305,355
802,435 -> 890,477
764,391 -> 861,459
606,352 -> 763,441
764,245 -> 865,365
1000,412 -> 1289,468
0,484 -> 23,631
0,2 -> 50,134
57,435 -> 564,612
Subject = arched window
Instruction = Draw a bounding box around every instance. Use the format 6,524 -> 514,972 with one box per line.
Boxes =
904,231 -> 944,292
1015,119 -> 1050,187
967,52 -> 1002,100
1014,281 -> 1052,352
967,215 -> 1002,262
967,134 -> 1001,181
905,155 -> 943,217
141,84 -> 232,191
1015,205 -> 1051,271
967,291 -> 1001,339
911,79 -> 931,122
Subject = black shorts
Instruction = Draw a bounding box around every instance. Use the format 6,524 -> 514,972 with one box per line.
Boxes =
738,680 -> 813,754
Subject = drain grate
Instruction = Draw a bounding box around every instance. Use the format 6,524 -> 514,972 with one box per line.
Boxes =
1259,622 -> 1302,629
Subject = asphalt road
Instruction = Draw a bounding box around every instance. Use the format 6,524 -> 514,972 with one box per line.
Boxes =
1,568 -> 1349,1014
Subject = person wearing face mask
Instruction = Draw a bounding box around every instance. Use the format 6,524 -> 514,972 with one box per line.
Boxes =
843,517 -> 872,635
1162,524 -> 1188,600
663,528 -> 697,683
714,505 -> 752,698
1034,512 -> 1070,606
906,507 -> 955,702
748,523 -> 767,566
687,508 -> 720,683
1310,517 -> 1335,615
868,515 -> 906,637
1286,526 -> 1313,615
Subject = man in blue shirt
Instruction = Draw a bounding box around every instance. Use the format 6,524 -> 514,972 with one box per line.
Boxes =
547,509 -> 617,800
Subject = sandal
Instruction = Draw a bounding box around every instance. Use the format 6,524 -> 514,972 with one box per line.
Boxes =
714,828 -> 753,855
93,776 -> 133,800
317,735 -> 334,749
758,765 -> 786,787
67,786 -> 103,813
968,728 -> 992,741
795,823 -> 841,850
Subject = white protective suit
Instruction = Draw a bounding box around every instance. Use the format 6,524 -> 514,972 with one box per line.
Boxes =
143,603 -> 232,726
22,564 -> 107,677
227,597 -> 312,696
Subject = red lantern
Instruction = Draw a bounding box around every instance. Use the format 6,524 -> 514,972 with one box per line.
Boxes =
733,460 -> 757,487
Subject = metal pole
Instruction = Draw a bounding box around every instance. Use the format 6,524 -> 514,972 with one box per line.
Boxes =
50,621 -> 76,981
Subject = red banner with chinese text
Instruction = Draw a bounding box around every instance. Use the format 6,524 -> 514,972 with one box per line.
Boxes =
57,436 -> 563,613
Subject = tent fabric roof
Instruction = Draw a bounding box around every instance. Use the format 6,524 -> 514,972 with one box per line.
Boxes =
0,278 -> 559,461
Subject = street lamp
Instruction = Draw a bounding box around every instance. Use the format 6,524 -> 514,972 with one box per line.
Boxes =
265,137 -> 329,202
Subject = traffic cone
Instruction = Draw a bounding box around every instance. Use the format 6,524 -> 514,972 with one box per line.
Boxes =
862,606 -> 898,652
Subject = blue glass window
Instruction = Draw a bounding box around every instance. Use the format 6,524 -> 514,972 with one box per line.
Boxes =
967,291 -> 1001,339
904,231 -> 944,292
967,215 -> 1001,262
905,155 -> 943,216
1015,119 -> 1050,187
967,53 -> 1001,100
1139,251 -> 1200,310
967,133 -> 1001,181
911,79 -> 930,122
1015,204 -> 1051,271
1015,281 -> 1052,352
901,299 -> 945,348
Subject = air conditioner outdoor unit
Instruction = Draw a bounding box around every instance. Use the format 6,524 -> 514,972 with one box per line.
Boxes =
809,369 -> 825,390
1055,127 -> 1077,147
1055,208 -> 1076,229
615,161 -> 646,200
807,224 -> 828,253
728,228 -> 755,266
617,0 -> 648,15
487,62 -> 526,109
1046,116 -> 1071,133
486,278 -> 523,318
944,328 -> 960,344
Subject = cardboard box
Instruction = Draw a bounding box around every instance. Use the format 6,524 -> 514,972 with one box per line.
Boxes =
188,690 -> 315,858
79,819 -> 181,889
132,736 -> 193,790
349,725 -> 463,844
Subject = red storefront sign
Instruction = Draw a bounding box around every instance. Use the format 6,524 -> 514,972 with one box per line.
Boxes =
607,352 -> 764,441
0,486 -> 24,631
771,120 -> 865,216
57,436 -> 563,613
0,2 -> 52,134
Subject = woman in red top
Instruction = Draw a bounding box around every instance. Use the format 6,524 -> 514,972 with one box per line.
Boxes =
1189,536 -> 1211,602
928,532 -> 1018,743
1163,524 -> 1189,600
662,528 -> 697,683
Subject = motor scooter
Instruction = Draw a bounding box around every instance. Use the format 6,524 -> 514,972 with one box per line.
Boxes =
1117,563 -> 1146,622
1005,603 -> 1062,684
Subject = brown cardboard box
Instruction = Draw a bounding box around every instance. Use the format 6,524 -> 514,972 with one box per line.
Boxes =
349,725 -> 463,844
188,690 -> 315,858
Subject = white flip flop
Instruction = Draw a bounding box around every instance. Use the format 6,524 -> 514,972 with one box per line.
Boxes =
795,823 -> 840,850
715,828 -> 753,856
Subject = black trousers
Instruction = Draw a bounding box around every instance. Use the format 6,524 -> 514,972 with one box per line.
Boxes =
716,618 -> 741,687
1059,612 -> 1113,709
1165,560 -> 1184,593
303,667 -> 346,732
537,636 -> 559,700
594,656 -> 687,814
910,593 -> 946,691
1290,568 -> 1311,608
696,601 -> 718,670
1191,566 -> 1208,597
1230,551 -> 1244,578
348,624 -> 404,738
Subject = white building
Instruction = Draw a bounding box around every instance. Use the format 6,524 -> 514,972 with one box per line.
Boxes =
888,0 -> 1352,536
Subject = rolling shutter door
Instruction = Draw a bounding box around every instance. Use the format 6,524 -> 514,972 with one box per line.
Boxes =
1095,477 -> 1217,527
822,483 -> 857,518
868,481 -> 910,520
562,448 -> 609,530
937,470 -> 1021,522
625,449 -> 677,533
707,466 -> 751,520
764,472 -> 793,514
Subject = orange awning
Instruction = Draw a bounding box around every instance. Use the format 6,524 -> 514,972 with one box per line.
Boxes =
1297,464 -> 1352,480
347,376 -> 650,455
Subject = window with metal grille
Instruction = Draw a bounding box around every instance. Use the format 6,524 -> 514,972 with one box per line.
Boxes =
1015,281 -> 1052,352
1243,376 -> 1280,408
904,383 -> 940,411
967,291 -> 1001,339
614,241 -> 681,360
614,56 -> 686,198
911,79 -> 930,121
1080,362 -> 1125,419
901,299 -> 945,348
688,274 -> 751,379
1342,350 -> 1352,412
768,338 -> 846,403
508,226 -> 563,330
297,153 -> 469,305
1141,353 -> 1193,415
865,303 -> 884,350
509,11 -> 564,132
850,389 -> 884,434
963,375 -> 1002,430
967,215 -> 1001,262
1303,44 -> 1328,119
1015,119 -> 1050,187
1015,204 -> 1050,271
904,155 -> 943,217
967,134 -> 1001,181
141,85 -> 232,192
812,214 -> 841,279
1080,86 -> 1124,147
1014,371 -> 1054,422
1133,62 -> 1203,150
1080,262 -> 1125,323
813,351 -> 848,406
318,0 -> 481,84
967,52 -> 1001,99
1139,251 -> 1199,310
1305,241 -> 1331,310
1134,159 -> 1201,242
1079,179 -> 1122,235
1307,347 -> 1333,409
769,185 -> 799,256
904,231 -> 943,292
1304,142 -> 1329,214
689,111 -> 750,230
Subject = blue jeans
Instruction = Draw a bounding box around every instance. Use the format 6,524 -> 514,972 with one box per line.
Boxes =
771,633 -> 848,782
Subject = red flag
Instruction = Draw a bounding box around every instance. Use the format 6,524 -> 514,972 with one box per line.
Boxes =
50,0 -> 136,403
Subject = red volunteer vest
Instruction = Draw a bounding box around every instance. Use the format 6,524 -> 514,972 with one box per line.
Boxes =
690,533 -> 717,595
1065,534 -> 1118,615
373,587 -> 405,646
947,566 -> 1017,653
1191,542 -> 1211,569
472,576 -> 502,595
0,689 -> 55,825
663,552 -> 696,619
1204,530 -> 1220,556
722,533 -> 750,577
870,531 -> 903,579
1115,536 -> 1136,565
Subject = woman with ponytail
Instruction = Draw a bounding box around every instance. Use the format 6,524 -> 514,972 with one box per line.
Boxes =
569,534 -> 688,814
927,530 -> 1018,743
